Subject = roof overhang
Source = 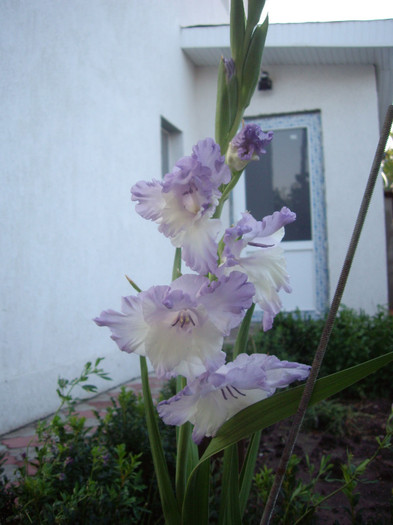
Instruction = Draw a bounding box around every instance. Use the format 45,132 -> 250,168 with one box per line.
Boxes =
181,20 -> 393,130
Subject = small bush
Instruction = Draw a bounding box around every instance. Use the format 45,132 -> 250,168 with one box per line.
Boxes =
0,361 -> 176,524
248,306 -> 393,399
303,399 -> 357,436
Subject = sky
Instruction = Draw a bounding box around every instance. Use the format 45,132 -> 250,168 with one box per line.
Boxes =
265,0 -> 393,23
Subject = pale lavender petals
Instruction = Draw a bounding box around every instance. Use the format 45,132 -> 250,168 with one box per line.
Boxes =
172,216 -> 222,274
198,271 -> 255,335
192,138 -> 231,189
221,209 -> 295,330
157,353 -> 310,443
238,208 -> 296,244
94,272 -> 253,380
131,138 -> 230,273
235,247 -> 292,331
131,179 -> 165,222
94,296 -> 148,355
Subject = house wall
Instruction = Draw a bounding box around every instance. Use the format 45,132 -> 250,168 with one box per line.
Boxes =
194,63 -> 388,313
0,0 -> 200,434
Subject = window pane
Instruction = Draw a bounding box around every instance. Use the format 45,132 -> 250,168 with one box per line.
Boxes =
161,128 -> 170,178
245,127 -> 311,241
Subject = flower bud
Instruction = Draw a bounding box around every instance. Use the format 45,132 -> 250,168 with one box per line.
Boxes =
225,122 -> 273,171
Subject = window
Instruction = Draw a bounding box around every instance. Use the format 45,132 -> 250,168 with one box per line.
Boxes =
245,127 -> 311,241
161,117 -> 182,178
232,111 -> 329,314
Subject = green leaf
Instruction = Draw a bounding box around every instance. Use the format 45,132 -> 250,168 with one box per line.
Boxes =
172,247 -> 182,281
218,445 -> 241,525
176,421 -> 192,506
183,351 -> 393,503
240,17 -> 269,108
233,303 -> 255,358
215,57 -> 232,152
245,0 -> 266,42
181,457 -> 210,524
81,384 -> 98,392
239,430 -> 261,516
140,357 -> 180,525
230,0 -> 246,65
125,274 -> 142,293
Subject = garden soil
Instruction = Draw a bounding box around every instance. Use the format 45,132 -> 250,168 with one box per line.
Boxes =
253,398 -> 393,524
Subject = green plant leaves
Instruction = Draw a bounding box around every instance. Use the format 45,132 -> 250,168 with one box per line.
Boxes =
181,457 -> 210,524
218,445 -> 242,524
230,0 -> 246,65
239,430 -> 262,516
240,17 -> 269,108
140,356 -> 181,525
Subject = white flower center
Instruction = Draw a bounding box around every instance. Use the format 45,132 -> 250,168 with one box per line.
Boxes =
171,310 -> 197,332
182,188 -> 200,214
220,386 -> 246,400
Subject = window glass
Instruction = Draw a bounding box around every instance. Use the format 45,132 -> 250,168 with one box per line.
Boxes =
161,128 -> 170,177
161,117 -> 183,178
245,127 -> 311,241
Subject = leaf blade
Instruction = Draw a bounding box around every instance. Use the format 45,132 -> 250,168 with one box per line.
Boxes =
140,357 -> 181,525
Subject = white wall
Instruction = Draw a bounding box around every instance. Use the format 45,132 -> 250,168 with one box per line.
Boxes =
179,0 -> 229,26
0,0 -> 199,434
194,63 -> 388,313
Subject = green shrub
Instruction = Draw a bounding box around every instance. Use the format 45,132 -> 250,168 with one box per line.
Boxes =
245,454 -> 333,524
248,306 -> 393,398
0,360 -> 176,524
303,399 -> 357,436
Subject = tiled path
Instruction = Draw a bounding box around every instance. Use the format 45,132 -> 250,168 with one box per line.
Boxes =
0,375 -> 165,481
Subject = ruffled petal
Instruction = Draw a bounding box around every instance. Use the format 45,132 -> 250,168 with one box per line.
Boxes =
192,137 -> 231,188
131,179 -> 165,222
176,217 -> 222,274
199,271 -> 255,335
94,296 -> 148,355
232,247 -> 291,330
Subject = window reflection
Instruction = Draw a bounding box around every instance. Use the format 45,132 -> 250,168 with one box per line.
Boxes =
245,127 -> 312,241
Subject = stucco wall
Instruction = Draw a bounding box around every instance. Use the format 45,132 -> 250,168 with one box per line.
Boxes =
194,63 -> 388,313
0,0 -> 199,434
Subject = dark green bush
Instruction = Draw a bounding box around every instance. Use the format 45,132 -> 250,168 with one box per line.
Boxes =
248,306 -> 393,398
0,361 -> 176,524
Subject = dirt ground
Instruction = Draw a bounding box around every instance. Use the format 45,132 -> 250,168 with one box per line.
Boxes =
254,398 -> 393,524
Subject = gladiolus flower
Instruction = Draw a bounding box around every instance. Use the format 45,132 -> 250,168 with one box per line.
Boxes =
94,272 -> 255,380
131,138 -> 230,274
158,352 -> 310,444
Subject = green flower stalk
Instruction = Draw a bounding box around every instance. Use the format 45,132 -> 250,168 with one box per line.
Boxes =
215,0 -> 269,155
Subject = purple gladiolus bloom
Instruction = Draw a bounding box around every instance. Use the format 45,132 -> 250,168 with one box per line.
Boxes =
94,272 -> 255,381
220,208 -> 296,331
226,123 -> 273,171
131,138 -> 231,274
157,353 -> 310,444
